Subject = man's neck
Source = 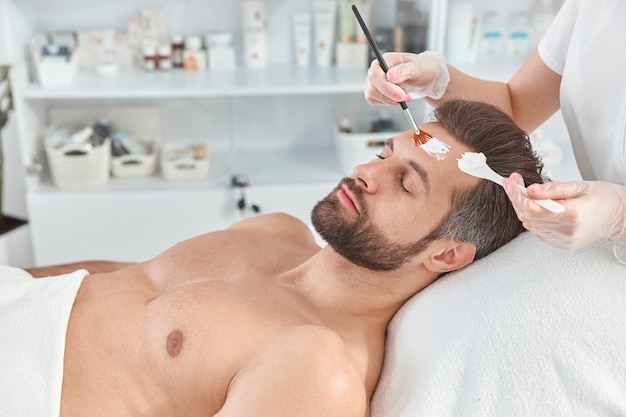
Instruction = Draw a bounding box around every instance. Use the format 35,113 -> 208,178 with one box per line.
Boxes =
284,246 -> 430,331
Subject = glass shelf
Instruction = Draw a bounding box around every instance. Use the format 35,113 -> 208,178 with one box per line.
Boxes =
20,65 -> 368,100
33,147 -> 344,193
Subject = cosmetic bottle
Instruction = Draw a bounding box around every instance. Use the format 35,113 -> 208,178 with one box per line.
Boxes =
395,0 -> 428,54
206,32 -> 236,70
478,11 -> 505,62
313,0 -> 337,68
143,46 -> 158,71
243,0 -> 268,68
338,0 -> 355,42
158,44 -> 172,70
292,12 -> 312,67
507,11 -> 531,59
353,0 -> 371,44
183,36 -> 207,70
171,34 -> 185,68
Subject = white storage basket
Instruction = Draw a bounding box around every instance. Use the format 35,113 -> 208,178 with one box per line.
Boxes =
111,140 -> 158,179
160,140 -> 211,181
46,139 -> 111,189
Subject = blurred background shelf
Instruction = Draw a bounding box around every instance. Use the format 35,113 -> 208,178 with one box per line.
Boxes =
19,65 -> 368,100
33,147 -> 344,193
1,0 -> 578,266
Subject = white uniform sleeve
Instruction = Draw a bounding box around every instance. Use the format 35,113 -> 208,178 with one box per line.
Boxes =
537,0 -> 582,75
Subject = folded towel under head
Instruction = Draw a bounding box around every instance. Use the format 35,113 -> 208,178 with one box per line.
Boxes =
371,233 -> 626,417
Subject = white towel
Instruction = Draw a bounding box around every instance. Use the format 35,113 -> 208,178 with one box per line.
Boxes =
0,265 -> 88,417
371,233 -> 626,417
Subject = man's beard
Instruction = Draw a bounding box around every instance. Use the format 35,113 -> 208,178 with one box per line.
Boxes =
311,177 -> 437,271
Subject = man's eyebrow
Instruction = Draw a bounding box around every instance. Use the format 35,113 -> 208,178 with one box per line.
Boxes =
407,160 -> 430,194
386,135 -> 430,194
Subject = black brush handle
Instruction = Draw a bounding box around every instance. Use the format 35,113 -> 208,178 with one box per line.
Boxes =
352,4 -> 409,111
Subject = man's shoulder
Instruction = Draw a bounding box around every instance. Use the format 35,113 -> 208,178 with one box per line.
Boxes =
279,326 -> 367,413
274,324 -> 357,362
259,324 -> 363,382
228,213 -> 319,249
228,212 -> 307,232
220,324 -> 366,416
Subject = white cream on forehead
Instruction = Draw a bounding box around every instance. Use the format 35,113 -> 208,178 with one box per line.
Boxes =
419,137 -> 451,161
457,151 -> 487,170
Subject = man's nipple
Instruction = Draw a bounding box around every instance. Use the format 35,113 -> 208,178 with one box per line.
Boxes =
166,329 -> 184,358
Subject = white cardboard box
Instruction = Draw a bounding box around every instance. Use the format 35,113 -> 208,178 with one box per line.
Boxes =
335,42 -> 369,70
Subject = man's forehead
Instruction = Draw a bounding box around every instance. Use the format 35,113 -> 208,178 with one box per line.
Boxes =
416,122 -> 472,161
391,126 -> 479,190
390,126 -> 465,163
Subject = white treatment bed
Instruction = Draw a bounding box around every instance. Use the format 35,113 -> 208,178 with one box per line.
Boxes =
371,232 -> 626,417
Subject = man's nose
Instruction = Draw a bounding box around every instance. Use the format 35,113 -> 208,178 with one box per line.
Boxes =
351,161 -> 383,194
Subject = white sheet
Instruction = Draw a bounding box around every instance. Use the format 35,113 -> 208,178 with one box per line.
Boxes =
371,232 -> 626,417
0,265 -> 87,417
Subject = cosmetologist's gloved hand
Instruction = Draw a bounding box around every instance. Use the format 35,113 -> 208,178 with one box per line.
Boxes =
503,173 -> 626,251
365,51 -> 450,105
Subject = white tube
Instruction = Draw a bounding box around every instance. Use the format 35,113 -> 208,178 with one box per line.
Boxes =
313,0 -> 337,68
292,12 -> 311,67
242,0 -> 268,68
243,30 -> 268,68
338,0 -> 355,42
242,0 -> 267,31
354,0 -> 372,44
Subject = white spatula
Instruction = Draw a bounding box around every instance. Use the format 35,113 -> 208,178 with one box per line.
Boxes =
458,152 -> 565,214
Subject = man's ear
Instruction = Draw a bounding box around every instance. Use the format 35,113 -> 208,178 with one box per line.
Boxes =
423,240 -> 476,273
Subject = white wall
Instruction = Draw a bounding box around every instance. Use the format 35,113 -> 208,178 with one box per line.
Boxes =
0,0 -> 31,267
0,0 -> 29,220
0,0 -> 10,65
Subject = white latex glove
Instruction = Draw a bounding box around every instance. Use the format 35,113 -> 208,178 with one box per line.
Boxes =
502,173 -> 626,251
365,51 -> 450,105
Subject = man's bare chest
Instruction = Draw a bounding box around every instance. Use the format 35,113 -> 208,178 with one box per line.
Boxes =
63,277 -> 322,416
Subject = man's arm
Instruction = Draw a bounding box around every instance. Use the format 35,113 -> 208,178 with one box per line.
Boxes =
215,325 -> 367,417
27,261 -> 133,278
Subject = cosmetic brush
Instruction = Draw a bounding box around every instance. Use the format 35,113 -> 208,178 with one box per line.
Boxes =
351,4 -> 425,144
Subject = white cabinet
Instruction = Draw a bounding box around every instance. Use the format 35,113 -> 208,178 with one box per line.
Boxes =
5,0 -> 435,265
27,183 -> 334,264
14,72 -> 369,264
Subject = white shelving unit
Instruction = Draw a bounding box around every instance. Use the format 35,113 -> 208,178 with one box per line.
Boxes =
18,65 -> 370,193
4,0 -> 580,266
6,0 -> 436,265
13,65 -> 376,264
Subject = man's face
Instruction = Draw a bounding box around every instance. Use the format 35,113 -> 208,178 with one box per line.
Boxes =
311,123 -> 479,271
